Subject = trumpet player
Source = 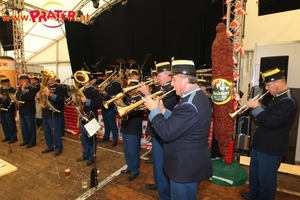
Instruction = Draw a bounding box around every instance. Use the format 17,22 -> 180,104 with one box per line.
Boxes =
240,68 -> 298,200
17,74 -> 38,148
0,77 -> 18,144
138,61 -> 179,199
73,74 -> 102,166
143,60 -> 212,200
36,72 -> 65,156
99,70 -> 122,146
30,75 -> 42,127
114,79 -> 144,181
129,69 -> 139,81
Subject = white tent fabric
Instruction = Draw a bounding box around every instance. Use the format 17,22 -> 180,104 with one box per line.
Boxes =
1,0 -> 117,82
2,0 -> 107,59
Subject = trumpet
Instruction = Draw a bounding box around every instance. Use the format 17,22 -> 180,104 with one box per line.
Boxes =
8,91 -> 25,108
229,91 -> 270,118
102,92 -> 125,109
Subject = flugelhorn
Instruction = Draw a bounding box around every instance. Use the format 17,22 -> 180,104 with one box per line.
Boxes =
117,90 -> 164,119
102,92 -> 125,109
138,88 -> 175,111
229,91 -> 269,118
122,79 -> 157,94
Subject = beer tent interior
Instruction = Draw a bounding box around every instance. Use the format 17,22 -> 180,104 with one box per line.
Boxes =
0,0 -> 300,162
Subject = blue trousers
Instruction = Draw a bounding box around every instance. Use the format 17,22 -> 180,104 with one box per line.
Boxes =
152,137 -> 170,200
20,114 -> 36,145
170,180 -> 199,200
1,112 -> 17,140
249,148 -> 282,200
43,116 -> 63,151
123,133 -> 141,175
102,108 -> 118,142
81,124 -> 96,161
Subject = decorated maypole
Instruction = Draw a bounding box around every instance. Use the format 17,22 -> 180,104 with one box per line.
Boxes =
211,0 -> 247,163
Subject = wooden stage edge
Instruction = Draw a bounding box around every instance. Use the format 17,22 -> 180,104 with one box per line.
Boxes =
240,156 -> 300,176
0,158 -> 18,177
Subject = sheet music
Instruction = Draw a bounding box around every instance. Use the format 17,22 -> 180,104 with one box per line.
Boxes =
84,118 -> 101,138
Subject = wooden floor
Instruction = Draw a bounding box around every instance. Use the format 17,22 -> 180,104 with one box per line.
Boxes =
1,126 -> 300,200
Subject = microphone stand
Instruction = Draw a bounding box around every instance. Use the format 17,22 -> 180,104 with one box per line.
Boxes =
139,54 -> 151,82
92,57 -> 105,72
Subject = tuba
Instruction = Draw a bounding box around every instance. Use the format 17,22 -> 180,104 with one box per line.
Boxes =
72,70 -> 90,111
39,69 -> 55,109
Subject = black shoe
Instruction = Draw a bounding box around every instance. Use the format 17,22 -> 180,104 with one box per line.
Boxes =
76,157 -> 89,162
8,139 -> 18,144
54,149 -> 62,156
26,144 -> 35,149
145,158 -> 153,164
2,138 -> 10,142
112,142 -> 118,146
99,138 -> 109,142
127,173 -> 139,181
41,148 -> 54,154
146,183 -> 157,190
20,142 -> 28,146
86,160 -> 94,166
121,169 -> 131,174
240,191 -> 253,200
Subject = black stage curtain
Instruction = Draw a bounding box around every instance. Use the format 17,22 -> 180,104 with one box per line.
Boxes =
65,0 -> 225,75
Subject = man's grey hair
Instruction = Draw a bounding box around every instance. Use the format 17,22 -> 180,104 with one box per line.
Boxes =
179,74 -> 197,84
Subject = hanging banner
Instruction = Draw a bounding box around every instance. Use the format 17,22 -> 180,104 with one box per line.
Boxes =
212,78 -> 233,105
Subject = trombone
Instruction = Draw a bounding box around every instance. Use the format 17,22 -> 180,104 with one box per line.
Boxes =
97,70 -> 118,91
229,91 -> 269,118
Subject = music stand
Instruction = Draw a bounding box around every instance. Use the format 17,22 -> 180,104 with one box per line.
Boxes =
65,110 -> 100,198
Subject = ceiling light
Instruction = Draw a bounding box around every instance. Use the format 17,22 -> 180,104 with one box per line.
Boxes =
92,0 -> 99,9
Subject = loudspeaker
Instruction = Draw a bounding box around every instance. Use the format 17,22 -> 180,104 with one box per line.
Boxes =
282,129 -> 298,164
258,0 -> 300,16
0,19 -> 14,51
259,56 -> 289,88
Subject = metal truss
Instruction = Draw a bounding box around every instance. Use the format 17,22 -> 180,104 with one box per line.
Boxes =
225,0 -> 247,91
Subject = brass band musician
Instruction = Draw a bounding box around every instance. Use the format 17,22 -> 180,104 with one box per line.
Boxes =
17,74 -> 38,148
137,61 -> 179,199
0,77 -> 18,144
114,79 -> 144,181
36,71 -> 65,156
99,70 -> 122,146
73,72 -> 102,166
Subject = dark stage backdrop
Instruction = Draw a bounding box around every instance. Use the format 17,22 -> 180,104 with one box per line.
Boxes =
65,0 -> 225,75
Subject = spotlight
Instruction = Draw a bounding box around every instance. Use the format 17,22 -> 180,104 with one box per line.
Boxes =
92,0 -> 99,9
121,0 -> 128,6
76,10 -> 83,18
